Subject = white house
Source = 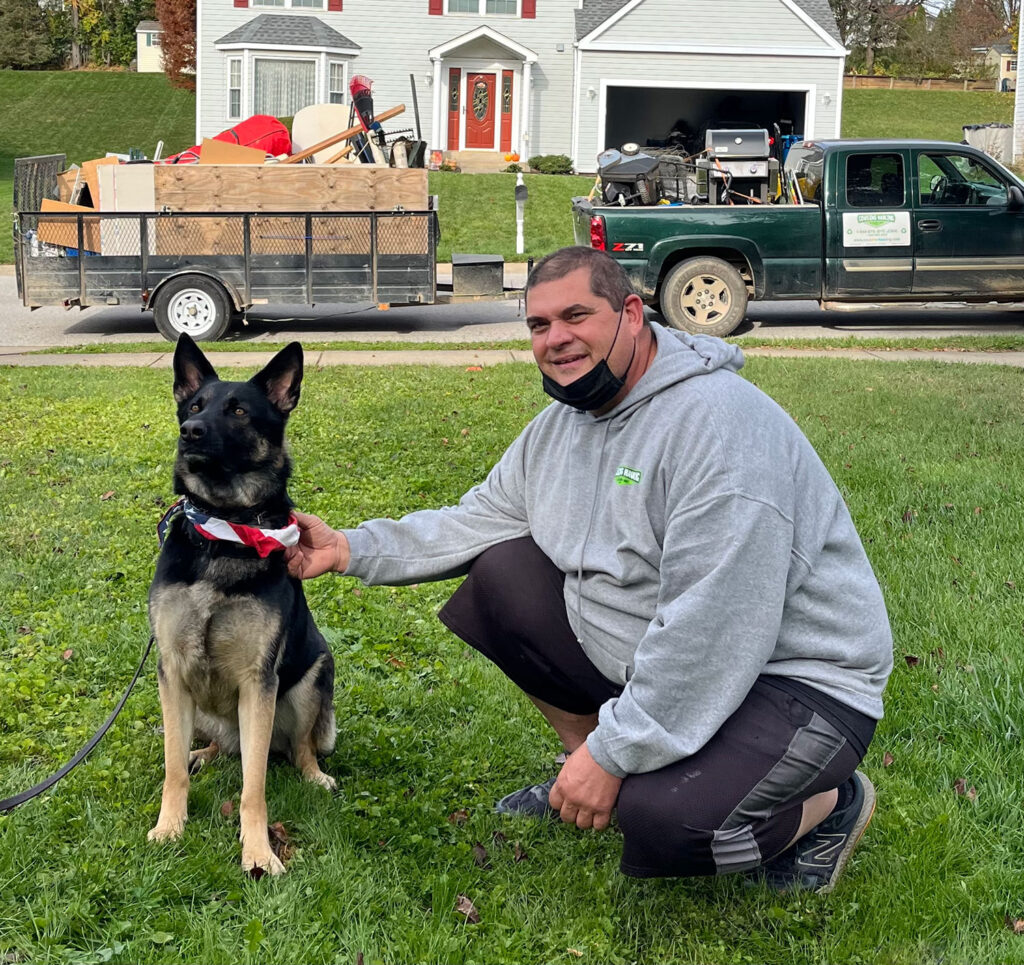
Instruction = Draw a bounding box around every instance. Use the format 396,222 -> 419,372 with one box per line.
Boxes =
136,20 -> 164,73
195,0 -> 846,171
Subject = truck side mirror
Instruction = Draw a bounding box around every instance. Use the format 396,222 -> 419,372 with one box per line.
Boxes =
1009,185 -> 1024,211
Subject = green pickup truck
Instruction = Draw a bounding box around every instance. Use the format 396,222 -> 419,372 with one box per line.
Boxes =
571,139 -> 1024,337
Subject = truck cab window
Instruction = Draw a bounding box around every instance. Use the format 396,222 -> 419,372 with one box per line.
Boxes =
918,152 -> 1007,206
784,145 -> 824,203
846,153 -> 904,208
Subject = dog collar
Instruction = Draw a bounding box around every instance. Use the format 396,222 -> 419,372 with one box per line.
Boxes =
157,497 -> 300,558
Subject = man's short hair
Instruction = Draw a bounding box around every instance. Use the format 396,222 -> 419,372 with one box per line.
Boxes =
525,246 -> 635,311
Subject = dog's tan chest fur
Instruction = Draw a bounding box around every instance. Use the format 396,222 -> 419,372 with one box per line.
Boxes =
151,582 -> 282,715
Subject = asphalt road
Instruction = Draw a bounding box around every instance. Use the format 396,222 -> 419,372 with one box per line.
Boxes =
4,268 -> 1024,348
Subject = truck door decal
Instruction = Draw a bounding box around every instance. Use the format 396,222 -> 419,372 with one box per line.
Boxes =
842,211 -> 911,247
611,242 -> 644,252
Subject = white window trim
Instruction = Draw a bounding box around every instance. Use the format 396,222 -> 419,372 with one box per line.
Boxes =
328,59 -> 348,103
250,0 -> 327,9
445,0 -> 521,16
227,57 -> 243,121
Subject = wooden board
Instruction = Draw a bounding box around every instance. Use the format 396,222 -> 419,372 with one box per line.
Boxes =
80,156 -> 119,209
198,138 -> 267,165
37,199 -> 101,250
152,165 -> 428,213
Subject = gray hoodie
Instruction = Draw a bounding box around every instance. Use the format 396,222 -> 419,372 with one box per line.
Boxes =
343,325 -> 894,778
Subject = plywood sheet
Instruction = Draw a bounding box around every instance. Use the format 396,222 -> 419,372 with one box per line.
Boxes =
80,156 -> 119,209
198,138 -> 267,165
152,165 -> 428,213
37,199 -> 101,250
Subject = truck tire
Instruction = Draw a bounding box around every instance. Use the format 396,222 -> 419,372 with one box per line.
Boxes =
152,275 -> 233,343
660,257 -> 748,338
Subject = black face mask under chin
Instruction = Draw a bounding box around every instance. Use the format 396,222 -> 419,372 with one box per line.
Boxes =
541,304 -> 637,411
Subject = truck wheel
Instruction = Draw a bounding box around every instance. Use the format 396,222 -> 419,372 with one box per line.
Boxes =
660,258 -> 748,338
153,275 -> 233,342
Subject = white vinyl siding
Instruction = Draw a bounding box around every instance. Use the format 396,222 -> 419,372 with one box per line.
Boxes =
592,0 -> 826,48
253,58 -> 317,116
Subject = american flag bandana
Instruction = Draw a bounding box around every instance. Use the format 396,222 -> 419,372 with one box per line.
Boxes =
157,497 -> 300,558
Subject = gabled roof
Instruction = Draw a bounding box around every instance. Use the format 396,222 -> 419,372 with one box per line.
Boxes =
137,20 -> 161,32
216,14 -> 360,50
575,0 -> 843,45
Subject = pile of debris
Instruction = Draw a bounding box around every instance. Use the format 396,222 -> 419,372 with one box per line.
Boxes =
33,75 -> 430,256
595,124 -> 805,208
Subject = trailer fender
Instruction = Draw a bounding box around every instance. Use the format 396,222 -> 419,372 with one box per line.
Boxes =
146,270 -> 244,313
645,237 -> 763,301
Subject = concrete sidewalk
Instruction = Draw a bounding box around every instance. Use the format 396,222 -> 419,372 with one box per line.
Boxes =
2,345 -> 1023,368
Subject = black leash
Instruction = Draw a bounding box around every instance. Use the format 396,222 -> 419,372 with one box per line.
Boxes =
0,634 -> 156,814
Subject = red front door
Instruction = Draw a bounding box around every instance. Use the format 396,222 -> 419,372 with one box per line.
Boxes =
465,72 -> 496,149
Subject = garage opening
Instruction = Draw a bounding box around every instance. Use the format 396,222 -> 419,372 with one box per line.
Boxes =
603,86 -> 808,156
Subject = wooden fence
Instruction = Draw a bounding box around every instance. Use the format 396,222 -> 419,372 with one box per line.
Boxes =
844,74 -> 1002,92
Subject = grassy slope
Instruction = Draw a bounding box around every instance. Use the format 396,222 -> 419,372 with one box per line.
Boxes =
840,88 -> 1014,140
2,358 -> 1024,964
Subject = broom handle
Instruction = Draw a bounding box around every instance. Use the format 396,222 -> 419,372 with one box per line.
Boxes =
281,104 -> 406,164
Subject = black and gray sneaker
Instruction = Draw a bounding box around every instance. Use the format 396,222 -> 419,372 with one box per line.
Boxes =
755,770 -> 876,894
494,776 -> 558,818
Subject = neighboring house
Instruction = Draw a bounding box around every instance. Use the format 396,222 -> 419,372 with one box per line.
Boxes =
973,37 -> 1016,91
196,0 -> 846,172
136,20 -> 164,73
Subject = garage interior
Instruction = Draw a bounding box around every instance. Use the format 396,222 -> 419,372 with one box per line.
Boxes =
603,86 -> 808,155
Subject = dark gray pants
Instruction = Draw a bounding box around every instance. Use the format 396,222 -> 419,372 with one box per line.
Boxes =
439,536 -> 874,878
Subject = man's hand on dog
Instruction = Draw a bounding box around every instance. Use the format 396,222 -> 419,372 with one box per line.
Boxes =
549,743 -> 622,831
285,512 -> 350,579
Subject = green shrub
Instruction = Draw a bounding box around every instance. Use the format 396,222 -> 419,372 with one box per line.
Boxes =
528,153 -> 573,175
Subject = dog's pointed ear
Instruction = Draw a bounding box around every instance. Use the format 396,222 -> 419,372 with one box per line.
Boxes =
251,342 -> 303,414
172,334 -> 219,403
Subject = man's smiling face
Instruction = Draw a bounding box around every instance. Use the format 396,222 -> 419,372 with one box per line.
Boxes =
526,267 -> 628,388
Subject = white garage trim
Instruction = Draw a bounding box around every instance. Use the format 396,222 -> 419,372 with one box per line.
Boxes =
833,57 -> 845,137
583,42 -> 845,58
595,77 -> 817,162
778,0 -> 847,53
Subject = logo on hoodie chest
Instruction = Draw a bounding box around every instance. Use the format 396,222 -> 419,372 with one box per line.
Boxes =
614,465 -> 643,486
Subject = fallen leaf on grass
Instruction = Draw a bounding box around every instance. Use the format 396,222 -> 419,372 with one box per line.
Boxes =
61,649 -> 73,661
220,800 -> 234,817
456,895 -> 480,924
974,507 -> 983,515
448,809 -> 469,826
465,365 -> 483,372
100,490 -> 115,501
905,654 -> 920,667
883,752 -> 894,767
513,842 -> 528,862
472,842 -> 491,868
268,822 -> 294,863
954,779 -> 978,801
567,950 -> 583,958
1006,916 -> 1024,935
901,510 -> 914,523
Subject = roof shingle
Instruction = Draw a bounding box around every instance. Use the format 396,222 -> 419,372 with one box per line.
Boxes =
216,14 -> 360,50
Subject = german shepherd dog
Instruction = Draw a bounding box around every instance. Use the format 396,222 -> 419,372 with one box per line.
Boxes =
148,334 -> 335,876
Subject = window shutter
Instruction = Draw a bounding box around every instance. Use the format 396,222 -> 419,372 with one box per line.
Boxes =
522,0 -> 536,17
328,0 -> 342,8
233,0 -> 247,7
429,0 -> 443,13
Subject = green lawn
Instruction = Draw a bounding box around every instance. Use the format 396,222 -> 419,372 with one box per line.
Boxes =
2,357 -> 1024,964
840,88 -> 1015,141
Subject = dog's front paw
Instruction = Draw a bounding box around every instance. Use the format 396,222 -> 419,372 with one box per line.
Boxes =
242,847 -> 286,878
306,769 -> 337,791
148,818 -> 186,842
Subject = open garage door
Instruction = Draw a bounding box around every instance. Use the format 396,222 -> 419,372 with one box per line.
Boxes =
602,86 -> 808,157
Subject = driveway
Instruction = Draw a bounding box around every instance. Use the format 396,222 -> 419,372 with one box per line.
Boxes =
3,268 -> 1024,348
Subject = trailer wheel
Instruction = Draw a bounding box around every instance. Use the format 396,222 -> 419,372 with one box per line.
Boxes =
660,257 -> 748,338
153,275 -> 233,342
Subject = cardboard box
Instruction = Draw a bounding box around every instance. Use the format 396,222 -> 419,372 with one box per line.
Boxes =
37,199 -> 101,251
98,163 -> 156,255
198,138 -> 267,165
80,156 -> 119,208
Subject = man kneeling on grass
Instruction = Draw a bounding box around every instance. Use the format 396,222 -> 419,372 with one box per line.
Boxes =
285,246 -> 894,893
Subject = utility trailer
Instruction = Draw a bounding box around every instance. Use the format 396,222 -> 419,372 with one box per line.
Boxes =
13,154 -> 514,341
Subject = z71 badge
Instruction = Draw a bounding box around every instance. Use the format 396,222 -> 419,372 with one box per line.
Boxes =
611,242 -> 644,252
